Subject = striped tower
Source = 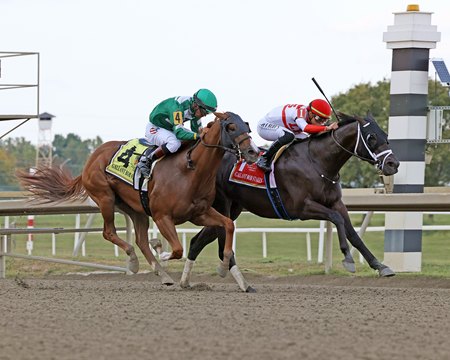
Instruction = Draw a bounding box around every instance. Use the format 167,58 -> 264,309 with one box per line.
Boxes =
382,5 -> 440,271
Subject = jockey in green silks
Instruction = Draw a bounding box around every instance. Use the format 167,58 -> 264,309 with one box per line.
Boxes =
137,88 -> 218,177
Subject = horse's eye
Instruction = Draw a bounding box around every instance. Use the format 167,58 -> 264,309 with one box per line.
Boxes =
366,134 -> 377,146
226,123 -> 237,132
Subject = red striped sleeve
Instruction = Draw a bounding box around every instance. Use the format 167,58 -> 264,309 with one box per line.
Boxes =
304,124 -> 327,133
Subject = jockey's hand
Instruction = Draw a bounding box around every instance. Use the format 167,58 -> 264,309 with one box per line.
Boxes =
326,122 -> 339,131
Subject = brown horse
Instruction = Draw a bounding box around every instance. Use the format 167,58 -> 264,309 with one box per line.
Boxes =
17,112 -> 259,285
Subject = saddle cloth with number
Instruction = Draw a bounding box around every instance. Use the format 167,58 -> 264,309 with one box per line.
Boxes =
105,139 -> 155,190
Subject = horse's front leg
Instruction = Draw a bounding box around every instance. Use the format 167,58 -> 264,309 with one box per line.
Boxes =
302,199 -> 356,273
191,207 -> 235,277
334,200 -> 395,277
153,215 -> 184,261
181,226 -> 219,289
128,212 -> 174,285
215,225 -> 256,292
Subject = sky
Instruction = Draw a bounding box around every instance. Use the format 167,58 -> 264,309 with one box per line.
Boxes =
1,0 -> 450,145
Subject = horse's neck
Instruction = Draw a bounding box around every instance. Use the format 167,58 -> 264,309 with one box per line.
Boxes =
191,123 -> 224,183
309,122 -> 358,175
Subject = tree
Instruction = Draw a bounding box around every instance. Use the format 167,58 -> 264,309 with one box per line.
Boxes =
332,79 -> 450,188
0,148 -> 17,189
0,137 -> 36,190
52,134 -> 103,175
424,81 -> 450,186
331,79 -> 390,188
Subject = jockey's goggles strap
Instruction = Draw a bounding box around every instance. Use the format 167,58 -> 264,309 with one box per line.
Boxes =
193,94 -> 216,113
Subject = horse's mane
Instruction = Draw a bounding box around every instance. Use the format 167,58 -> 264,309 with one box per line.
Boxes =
337,111 -> 364,126
304,112 -> 358,142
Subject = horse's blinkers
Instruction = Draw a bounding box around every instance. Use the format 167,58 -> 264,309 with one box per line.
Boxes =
220,112 -> 251,151
359,116 -> 393,171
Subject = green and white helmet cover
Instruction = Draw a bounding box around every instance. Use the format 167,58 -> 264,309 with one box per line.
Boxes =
193,89 -> 217,113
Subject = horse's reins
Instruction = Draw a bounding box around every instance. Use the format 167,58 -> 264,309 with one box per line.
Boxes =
307,139 -> 340,184
185,121 -> 251,169
200,120 -> 251,156
331,122 -> 393,172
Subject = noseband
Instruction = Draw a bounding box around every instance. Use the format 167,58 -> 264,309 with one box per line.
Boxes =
331,122 -> 393,172
200,115 -> 251,159
186,115 -> 251,169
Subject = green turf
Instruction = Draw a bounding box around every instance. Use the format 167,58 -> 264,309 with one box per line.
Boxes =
1,212 -> 450,278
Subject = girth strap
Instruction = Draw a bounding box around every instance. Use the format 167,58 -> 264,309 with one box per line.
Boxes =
264,172 -> 295,221
138,177 -> 152,216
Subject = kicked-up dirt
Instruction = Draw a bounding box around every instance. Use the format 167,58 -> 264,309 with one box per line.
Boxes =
1,272 -> 449,360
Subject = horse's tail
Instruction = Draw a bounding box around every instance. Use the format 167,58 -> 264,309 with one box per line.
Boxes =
16,166 -> 87,203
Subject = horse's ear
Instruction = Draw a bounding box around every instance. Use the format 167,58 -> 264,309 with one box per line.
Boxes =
356,115 -> 368,126
336,111 -> 351,122
365,111 -> 375,122
213,111 -> 226,120
206,121 -> 214,128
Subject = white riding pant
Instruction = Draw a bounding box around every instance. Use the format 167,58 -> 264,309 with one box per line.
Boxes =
144,122 -> 181,153
257,119 -> 308,141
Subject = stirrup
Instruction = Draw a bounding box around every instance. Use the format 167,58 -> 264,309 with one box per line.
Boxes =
137,160 -> 151,178
256,157 -> 271,172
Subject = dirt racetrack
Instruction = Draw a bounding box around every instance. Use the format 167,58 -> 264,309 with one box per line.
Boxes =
1,272 -> 450,360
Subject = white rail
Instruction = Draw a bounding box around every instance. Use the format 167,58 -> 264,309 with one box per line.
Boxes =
1,191 -> 450,278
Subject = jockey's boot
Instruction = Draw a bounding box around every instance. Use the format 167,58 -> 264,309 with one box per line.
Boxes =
137,146 -> 167,177
256,131 -> 295,172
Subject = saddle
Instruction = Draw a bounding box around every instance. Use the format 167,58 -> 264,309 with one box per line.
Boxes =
229,142 -> 297,220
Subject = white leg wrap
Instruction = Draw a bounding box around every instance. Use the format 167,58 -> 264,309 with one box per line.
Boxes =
180,259 -> 195,287
230,265 -> 250,292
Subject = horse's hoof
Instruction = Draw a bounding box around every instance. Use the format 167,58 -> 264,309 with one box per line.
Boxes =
379,266 -> 395,277
128,253 -> 139,274
157,268 -> 175,285
149,238 -> 162,250
159,251 -> 171,261
179,278 -> 190,288
216,264 -> 227,278
245,286 -> 257,293
161,277 -> 175,286
180,282 -> 191,289
342,260 -> 356,273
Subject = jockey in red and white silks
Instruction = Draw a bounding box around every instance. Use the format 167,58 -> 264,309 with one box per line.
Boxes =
256,99 -> 338,172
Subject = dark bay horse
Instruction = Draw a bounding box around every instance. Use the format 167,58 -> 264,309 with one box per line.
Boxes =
17,112 -> 259,285
181,112 -> 400,291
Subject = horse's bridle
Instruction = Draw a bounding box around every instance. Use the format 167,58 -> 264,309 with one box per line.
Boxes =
199,117 -> 251,159
331,122 -> 393,173
186,115 -> 251,169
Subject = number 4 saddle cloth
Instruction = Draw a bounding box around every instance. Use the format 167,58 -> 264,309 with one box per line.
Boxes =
105,138 -> 158,191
